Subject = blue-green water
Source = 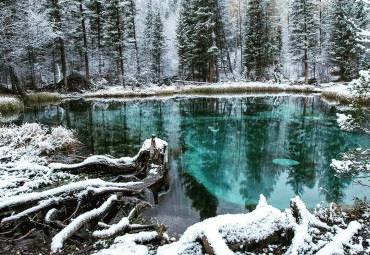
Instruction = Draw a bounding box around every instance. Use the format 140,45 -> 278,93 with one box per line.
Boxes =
17,95 -> 369,234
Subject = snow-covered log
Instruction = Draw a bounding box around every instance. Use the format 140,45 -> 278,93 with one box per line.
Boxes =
155,195 -> 365,255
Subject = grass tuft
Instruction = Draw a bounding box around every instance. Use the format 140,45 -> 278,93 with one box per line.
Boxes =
0,96 -> 23,116
26,93 -> 62,106
322,91 -> 370,106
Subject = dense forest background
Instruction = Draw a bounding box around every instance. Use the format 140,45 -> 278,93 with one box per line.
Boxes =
0,0 -> 369,92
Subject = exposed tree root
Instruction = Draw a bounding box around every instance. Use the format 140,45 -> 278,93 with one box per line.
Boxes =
0,135 -> 168,253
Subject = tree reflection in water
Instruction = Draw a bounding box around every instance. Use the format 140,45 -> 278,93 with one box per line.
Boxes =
19,96 -> 369,233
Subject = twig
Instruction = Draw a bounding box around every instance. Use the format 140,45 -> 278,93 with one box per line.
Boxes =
13,228 -> 36,242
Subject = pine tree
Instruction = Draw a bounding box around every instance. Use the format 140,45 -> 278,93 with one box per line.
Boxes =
102,0 -> 126,87
124,0 -> 141,76
44,0 -> 70,88
87,0 -> 104,74
243,0 -> 281,81
328,0 -> 368,81
289,0 -> 320,83
143,2 -> 154,79
152,12 -> 165,82
177,0 -> 229,82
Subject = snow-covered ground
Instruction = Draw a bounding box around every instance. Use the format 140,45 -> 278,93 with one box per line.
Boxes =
84,82 -> 321,98
0,123 -> 79,198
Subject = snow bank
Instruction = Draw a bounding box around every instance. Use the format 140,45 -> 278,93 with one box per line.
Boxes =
322,70 -> 370,104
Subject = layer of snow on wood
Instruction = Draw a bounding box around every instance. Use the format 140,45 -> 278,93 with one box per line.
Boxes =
93,231 -> 158,255
157,195 -> 288,255
51,195 -> 118,252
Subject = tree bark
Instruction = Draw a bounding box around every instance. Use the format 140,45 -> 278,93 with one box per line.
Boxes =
116,7 -> 126,88
80,0 -> 90,82
8,65 -> 27,100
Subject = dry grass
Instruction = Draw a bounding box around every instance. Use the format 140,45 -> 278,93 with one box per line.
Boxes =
26,93 -> 62,106
85,83 -> 320,99
0,96 -> 23,116
322,91 -> 370,106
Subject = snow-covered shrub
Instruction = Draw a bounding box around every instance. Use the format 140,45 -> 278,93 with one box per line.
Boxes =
331,148 -> 370,187
0,123 -> 79,164
350,70 -> 370,98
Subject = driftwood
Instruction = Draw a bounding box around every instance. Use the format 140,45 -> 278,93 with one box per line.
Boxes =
0,135 -> 168,253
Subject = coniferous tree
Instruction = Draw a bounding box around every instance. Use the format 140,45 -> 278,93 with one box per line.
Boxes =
328,0 -> 368,81
87,0 -> 104,74
143,2 -> 154,79
124,0 -> 141,76
152,12 -> 165,82
103,0 -> 126,87
45,0 -> 70,88
177,0 -> 229,82
289,0 -> 320,83
243,0 -> 281,81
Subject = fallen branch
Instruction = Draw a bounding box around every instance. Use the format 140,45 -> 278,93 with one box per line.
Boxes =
51,195 -> 118,253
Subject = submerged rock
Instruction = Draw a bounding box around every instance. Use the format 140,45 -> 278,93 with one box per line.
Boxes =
272,158 -> 300,166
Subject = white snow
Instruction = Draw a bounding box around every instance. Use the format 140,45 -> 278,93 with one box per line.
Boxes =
316,221 -> 362,255
157,195 -> 288,255
336,113 -> 355,132
93,231 -> 158,255
51,195 -> 118,253
92,208 -> 136,238
0,123 -> 78,164
84,82 -> 321,99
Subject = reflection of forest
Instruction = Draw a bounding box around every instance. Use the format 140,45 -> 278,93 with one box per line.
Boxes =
19,96 -> 369,224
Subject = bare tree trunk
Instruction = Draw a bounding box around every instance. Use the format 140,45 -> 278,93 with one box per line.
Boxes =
60,38 -> 68,88
304,50 -> 308,84
129,2 -> 141,76
8,65 -> 27,100
210,55 -> 214,83
116,7 -> 126,88
80,0 -> 90,83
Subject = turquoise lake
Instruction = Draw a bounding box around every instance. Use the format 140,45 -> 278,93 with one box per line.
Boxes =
17,95 -> 370,234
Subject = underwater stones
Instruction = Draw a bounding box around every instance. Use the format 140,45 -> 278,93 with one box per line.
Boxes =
272,158 -> 300,166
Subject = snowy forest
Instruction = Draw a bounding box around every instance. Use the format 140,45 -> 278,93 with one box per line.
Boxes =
0,0 -> 370,254
0,0 -> 369,93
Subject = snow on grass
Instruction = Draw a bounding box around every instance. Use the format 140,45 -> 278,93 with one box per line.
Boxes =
84,82 -> 320,99
322,71 -> 370,105
0,123 -> 79,164
26,92 -> 61,106
0,123 -> 79,198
